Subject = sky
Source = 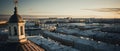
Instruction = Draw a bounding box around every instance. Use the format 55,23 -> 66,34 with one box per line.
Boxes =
0,0 -> 120,18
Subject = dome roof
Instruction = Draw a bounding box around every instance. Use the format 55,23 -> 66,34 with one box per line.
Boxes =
9,14 -> 24,23
8,7 -> 24,23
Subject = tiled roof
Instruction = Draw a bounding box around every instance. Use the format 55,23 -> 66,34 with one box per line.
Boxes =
0,40 -> 45,51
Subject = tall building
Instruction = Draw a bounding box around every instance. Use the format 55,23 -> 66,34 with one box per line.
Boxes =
0,0 -> 45,51
7,6 -> 27,43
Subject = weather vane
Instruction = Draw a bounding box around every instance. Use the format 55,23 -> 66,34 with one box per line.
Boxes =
14,0 -> 18,7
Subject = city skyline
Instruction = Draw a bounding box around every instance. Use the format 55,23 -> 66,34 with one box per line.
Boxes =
0,0 -> 120,18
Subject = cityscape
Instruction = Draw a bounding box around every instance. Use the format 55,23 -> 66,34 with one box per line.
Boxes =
0,0 -> 120,51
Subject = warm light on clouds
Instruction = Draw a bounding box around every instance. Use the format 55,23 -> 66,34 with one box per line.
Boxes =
84,8 -> 120,18
87,8 -> 120,14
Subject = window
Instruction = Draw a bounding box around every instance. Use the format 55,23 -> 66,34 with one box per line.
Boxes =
14,27 -> 17,35
21,26 -> 23,35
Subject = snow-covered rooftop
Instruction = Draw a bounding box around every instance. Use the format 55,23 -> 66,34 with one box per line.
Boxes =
28,36 -> 79,51
42,31 -> 120,51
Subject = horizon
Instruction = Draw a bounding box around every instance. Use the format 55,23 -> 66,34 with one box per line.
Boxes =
0,15 -> 120,19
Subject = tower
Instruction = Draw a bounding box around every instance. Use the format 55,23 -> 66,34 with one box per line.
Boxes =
7,0 -> 27,43
0,0 -> 44,51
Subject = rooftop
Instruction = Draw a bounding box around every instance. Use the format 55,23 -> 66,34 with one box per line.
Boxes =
0,40 -> 44,51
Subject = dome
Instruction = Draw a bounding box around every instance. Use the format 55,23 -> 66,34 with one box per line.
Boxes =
8,7 -> 24,23
8,14 -> 24,23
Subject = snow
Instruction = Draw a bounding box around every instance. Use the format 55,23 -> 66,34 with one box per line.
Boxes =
41,31 -> 120,51
55,27 -> 120,44
27,36 -> 79,51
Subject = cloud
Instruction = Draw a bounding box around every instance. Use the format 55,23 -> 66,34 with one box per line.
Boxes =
85,8 -> 120,15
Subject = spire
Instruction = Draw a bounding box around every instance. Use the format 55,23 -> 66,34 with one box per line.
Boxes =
14,6 -> 18,14
14,0 -> 18,14
8,0 -> 23,23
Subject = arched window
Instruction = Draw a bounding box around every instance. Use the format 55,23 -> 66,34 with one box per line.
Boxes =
9,27 -> 11,36
21,26 -> 23,35
14,27 -> 17,35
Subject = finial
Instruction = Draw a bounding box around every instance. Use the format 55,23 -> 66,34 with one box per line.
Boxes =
14,0 -> 18,7
14,0 -> 18,14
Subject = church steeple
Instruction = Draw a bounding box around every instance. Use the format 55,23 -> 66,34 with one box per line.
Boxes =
7,0 -> 27,43
8,0 -> 23,23
2,0 -> 45,51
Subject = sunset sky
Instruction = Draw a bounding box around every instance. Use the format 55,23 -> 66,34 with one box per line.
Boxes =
0,0 -> 120,18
